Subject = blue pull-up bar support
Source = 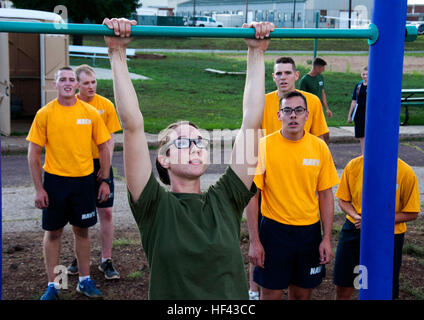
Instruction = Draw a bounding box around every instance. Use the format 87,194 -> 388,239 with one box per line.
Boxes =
359,0 -> 408,300
0,1 -> 416,300
0,137 -> 2,300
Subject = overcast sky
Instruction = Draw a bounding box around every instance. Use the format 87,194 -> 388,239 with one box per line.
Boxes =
408,0 -> 424,4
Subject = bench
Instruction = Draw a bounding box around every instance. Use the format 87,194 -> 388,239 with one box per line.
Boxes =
69,45 -> 136,65
401,88 -> 424,125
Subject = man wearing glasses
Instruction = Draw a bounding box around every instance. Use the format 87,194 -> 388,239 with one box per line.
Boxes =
261,57 -> 329,141
247,57 -> 330,300
246,91 -> 339,300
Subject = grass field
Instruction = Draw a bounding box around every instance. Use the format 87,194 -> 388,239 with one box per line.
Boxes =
71,49 -> 424,133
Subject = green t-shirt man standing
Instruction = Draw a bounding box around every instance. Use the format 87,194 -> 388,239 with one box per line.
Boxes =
300,57 -> 332,144
300,73 -> 324,100
300,57 -> 332,117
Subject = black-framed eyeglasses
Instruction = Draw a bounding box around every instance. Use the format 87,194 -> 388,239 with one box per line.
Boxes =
161,137 -> 209,154
280,106 -> 307,116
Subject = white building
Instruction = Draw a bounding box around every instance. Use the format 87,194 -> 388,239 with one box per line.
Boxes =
141,0 -> 187,7
175,0 -> 374,28
138,0 -> 187,16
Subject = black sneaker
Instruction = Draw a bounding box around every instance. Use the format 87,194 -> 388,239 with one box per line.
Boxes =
98,259 -> 120,280
67,258 -> 78,275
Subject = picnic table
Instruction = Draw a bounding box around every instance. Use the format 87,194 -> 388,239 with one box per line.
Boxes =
69,45 -> 136,65
401,88 -> 424,125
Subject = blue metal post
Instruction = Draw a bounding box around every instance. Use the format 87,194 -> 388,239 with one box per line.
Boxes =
359,0 -> 407,300
0,136 -> 2,300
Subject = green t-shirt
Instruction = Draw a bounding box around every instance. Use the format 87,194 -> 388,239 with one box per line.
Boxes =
129,167 -> 257,300
299,74 -> 324,101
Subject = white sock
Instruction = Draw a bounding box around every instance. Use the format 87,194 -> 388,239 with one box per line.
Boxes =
48,282 -> 60,290
79,276 -> 90,282
102,257 -> 111,263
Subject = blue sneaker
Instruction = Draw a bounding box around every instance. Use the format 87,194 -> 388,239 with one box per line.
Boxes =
40,284 -> 59,300
76,278 -> 102,298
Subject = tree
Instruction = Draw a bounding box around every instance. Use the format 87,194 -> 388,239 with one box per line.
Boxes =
12,0 -> 140,44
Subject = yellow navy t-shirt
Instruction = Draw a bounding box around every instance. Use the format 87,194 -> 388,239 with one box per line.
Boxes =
254,130 -> 340,226
27,98 -> 111,177
336,156 -> 420,234
261,89 -> 329,137
78,94 -> 122,159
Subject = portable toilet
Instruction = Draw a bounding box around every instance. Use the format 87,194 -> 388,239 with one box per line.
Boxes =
0,8 -> 69,136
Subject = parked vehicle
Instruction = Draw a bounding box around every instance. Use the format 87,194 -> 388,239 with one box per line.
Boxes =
215,14 -> 244,27
418,23 -> 424,35
185,16 -> 223,27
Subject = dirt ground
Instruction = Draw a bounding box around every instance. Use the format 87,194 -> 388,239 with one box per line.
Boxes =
3,52 -> 424,302
294,55 -> 424,74
134,52 -> 424,74
2,214 -> 424,300
255,55 -> 424,74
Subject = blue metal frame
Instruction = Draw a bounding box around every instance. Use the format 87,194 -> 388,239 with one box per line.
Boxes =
0,2 -> 415,300
360,0 -> 408,300
0,136 -> 2,300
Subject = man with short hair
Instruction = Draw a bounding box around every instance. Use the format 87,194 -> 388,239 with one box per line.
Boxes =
246,91 -> 339,300
27,66 -> 111,300
262,57 -> 329,139
299,57 -> 332,144
300,58 -> 332,117
247,56 -> 331,300
66,64 -> 122,280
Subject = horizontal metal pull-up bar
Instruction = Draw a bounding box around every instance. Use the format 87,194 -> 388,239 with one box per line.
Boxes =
0,21 -> 417,44
0,20 -> 384,44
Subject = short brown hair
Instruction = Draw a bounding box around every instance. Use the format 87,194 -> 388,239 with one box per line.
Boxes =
279,91 -> 308,110
54,66 -> 74,81
313,57 -> 327,67
75,64 -> 96,82
275,57 -> 297,72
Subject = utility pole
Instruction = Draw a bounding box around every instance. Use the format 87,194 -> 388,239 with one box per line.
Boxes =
348,0 -> 352,29
293,0 -> 297,28
245,0 -> 248,24
193,0 -> 196,17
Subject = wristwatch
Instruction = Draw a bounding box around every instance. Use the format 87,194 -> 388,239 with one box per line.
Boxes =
101,178 -> 112,186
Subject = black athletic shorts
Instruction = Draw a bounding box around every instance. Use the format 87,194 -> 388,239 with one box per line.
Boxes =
93,159 -> 114,208
333,219 -> 404,299
354,111 -> 365,138
42,172 -> 97,231
253,217 -> 325,290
